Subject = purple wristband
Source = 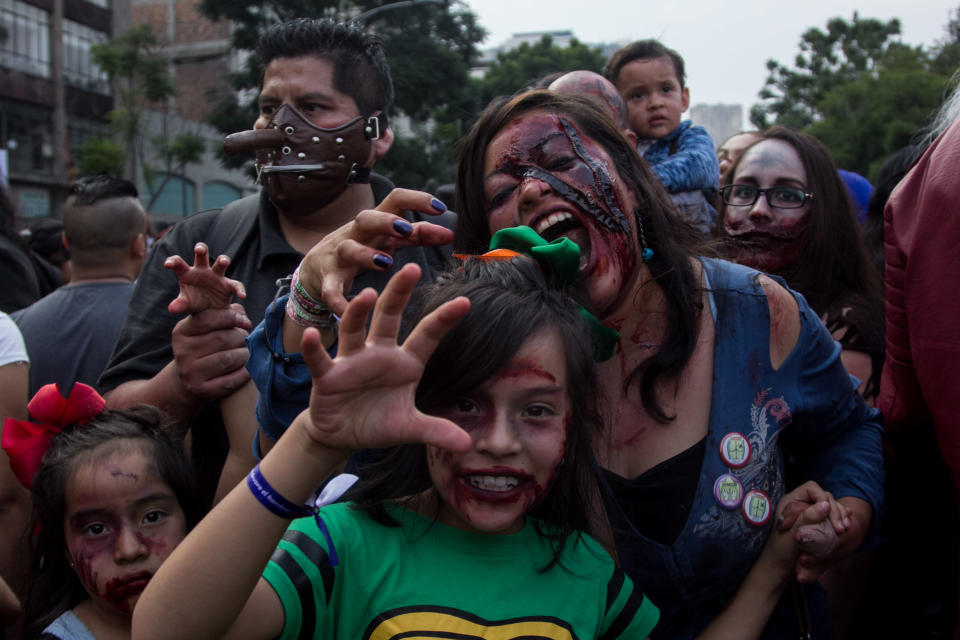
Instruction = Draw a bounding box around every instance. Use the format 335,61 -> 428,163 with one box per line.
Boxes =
246,465 -> 317,519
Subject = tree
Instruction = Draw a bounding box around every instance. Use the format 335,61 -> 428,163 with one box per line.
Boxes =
198,0 -> 485,187
751,12 -> 902,131
78,24 -> 206,211
807,43 -> 947,177
476,35 -> 606,108
751,9 -> 960,180
76,138 -> 125,176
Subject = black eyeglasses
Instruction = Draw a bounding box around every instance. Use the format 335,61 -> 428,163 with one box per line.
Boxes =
720,184 -> 814,209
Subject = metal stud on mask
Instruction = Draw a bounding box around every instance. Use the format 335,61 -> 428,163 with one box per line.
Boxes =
223,104 -> 381,217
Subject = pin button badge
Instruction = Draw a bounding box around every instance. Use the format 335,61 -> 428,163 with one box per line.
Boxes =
713,473 -> 743,509
742,490 -> 772,526
720,432 -> 751,468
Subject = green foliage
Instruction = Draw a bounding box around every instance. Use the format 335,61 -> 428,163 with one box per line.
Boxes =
75,138 -> 125,176
752,8 -> 960,180
751,12 -> 902,131
91,24 -> 176,164
84,24 -> 207,211
476,35 -> 606,107
808,43 -> 945,177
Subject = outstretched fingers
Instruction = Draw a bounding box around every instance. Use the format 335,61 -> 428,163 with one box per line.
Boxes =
416,415 -> 472,453
337,288 -> 378,355
301,327 -> 334,383
403,296 -> 471,365
367,264 -> 422,343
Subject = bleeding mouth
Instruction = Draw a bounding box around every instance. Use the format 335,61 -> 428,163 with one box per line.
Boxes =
531,211 -> 591,270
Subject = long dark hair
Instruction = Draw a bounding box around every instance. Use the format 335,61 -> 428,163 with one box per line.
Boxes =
722,126 -> 885,397
346,257 -> 601,569
23,406 -> 199,637
454,90 -> 703,422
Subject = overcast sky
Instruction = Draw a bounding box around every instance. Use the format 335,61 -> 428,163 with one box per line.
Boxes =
462,0 -> 955,126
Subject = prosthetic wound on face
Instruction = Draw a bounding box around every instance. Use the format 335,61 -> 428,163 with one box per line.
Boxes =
223,104 -> 380,215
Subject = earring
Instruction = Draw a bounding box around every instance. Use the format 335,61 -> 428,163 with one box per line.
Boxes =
636,211 -> 655,262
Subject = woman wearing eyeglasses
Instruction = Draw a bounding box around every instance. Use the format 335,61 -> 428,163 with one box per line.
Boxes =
720,126 -> 884,404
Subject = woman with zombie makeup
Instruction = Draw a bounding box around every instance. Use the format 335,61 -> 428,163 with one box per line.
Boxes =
450,92 -> 883,639
1,384 -> 200,640
719,126 -> 885,402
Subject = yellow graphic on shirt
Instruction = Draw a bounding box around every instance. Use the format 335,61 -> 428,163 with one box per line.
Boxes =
364,607 -> 576,640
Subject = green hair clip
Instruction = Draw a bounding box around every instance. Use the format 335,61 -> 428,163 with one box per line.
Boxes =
486,226 -> 620,362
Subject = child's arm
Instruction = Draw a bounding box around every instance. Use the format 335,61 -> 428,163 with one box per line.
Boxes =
132,264 -> 471,640
649,125 -> 720,193
165,243 -> 260,501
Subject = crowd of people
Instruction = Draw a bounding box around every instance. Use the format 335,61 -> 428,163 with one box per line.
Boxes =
0,16 -> 957,640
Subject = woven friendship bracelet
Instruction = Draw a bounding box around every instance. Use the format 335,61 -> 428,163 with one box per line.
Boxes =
291,266 -> 327,314
285,265 -> 339,331
246,464 -> 317,519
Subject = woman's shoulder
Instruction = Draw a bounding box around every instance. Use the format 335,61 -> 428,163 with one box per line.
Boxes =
701,258 -> 802,367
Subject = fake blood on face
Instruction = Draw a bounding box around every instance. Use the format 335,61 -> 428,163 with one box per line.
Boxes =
483,113 -> 640,316
427,332 -> 570,535
63,446 -> 187,618
723,139 -> 811,274
103,571 -> 153,613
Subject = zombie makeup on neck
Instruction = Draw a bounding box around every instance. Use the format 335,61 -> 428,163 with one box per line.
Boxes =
425,332 -> 570,535
63,446 -> 186,618
723,139 -> 811,273
484,113 -> 640,315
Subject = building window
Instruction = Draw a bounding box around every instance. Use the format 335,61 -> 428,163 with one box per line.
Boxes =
0,0 -> 51,78
146,174 -> 196,217
202,181 -> 241,209
0,100 -> 53,176
17,185 -> 51,217
66,116 -> 110,171
63,20 -> 109,94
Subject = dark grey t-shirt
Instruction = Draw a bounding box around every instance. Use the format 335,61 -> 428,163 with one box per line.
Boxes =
13,281 -> 133,396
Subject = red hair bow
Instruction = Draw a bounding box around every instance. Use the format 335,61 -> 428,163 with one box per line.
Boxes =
2,383 -> 105,489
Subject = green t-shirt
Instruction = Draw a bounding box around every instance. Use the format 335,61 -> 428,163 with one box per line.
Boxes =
262,502 -> 658,639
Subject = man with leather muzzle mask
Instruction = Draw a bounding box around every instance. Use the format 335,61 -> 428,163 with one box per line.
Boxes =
239,103 -> 384,217
98,18 -> 455,505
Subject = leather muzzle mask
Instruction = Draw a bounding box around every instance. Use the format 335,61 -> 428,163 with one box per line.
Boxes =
226,104 -> 380,216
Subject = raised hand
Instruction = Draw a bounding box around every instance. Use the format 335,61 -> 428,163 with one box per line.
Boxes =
298,189 -> 453,315
294,263 -> 472,455
165,242 -> 247,314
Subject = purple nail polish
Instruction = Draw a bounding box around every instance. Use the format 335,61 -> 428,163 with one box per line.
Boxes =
430,197 -> 447,212
373,254 -> 393,269
392,219 -> 413,236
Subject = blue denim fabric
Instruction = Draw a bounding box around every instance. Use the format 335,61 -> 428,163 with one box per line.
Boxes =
605,258 -> 883,639
246,294 -> 319,454
641,120 -> 719,193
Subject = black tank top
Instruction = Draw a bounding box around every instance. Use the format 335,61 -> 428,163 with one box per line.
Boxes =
602,437 -> 706,546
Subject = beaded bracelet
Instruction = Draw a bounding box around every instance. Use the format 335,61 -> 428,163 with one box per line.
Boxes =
246,464 -> 318,519
285,265 -> 339,331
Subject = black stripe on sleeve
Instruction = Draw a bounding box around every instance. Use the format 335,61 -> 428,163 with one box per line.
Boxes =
270,547 -> 317,640
599,569 -> 647,640
605,568 -> 627,614
282,529 -> 336,602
